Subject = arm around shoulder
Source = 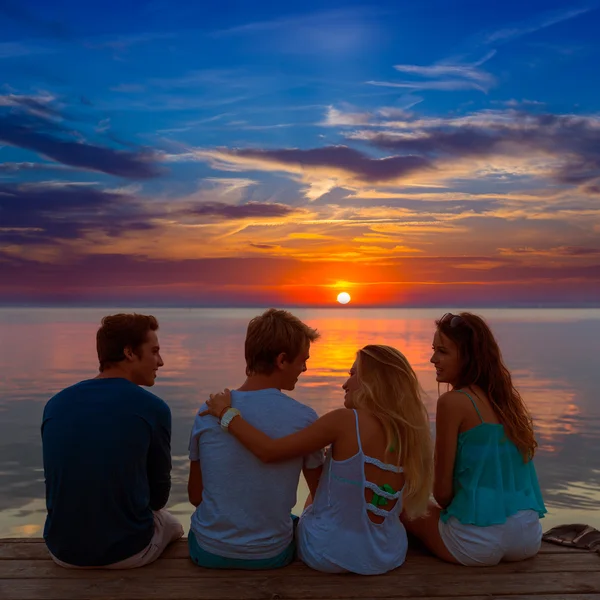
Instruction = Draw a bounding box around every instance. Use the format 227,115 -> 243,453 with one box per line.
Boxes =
227,407 -> 350,463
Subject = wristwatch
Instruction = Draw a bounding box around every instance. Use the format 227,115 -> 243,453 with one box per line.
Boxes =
220,407 -> 241,432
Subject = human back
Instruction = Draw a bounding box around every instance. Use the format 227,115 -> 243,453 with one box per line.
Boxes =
442,386 -> 544,526
189,389 -> 322,558
433,313 -> 543,522
201,343 -> 434,574
43,379 -> 170,565
187,308 -> 324,568
42,313 -> 181,568
298,344 -> 433,574
403,312 -> 546,567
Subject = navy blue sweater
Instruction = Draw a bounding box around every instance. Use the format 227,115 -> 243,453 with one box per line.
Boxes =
42,378 -> 172,566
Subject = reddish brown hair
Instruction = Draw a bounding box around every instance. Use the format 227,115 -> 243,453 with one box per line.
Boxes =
96,313 -> 159,372
436,312 -> 537,460
245,308 -> 320,376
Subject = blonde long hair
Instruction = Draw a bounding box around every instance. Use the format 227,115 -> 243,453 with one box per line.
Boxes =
352,344 -> 433,519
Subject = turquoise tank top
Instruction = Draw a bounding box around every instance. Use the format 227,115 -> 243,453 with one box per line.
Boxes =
440,390 -> 547,527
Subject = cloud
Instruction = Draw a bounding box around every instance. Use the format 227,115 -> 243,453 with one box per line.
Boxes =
250,243 -> 278,249
366,79 -> 489,92
197,146 -> 433,186
210,8 -> 380,56
0,176 -> 300,264
202,178 -> 258,195
499,246 -> 600,257
0,112 -> 162,179
183,201 -> 298,219
485,7 -> 592,44
322,106 -> 373,126
583,181 -> 600,195
0,183 -> 148,242
185,107 -> 600,199
362,110 -> 600,185
0,93 -> 61,119
2,251 -> 599,307
367,51 -> 497,94
0,162 -> 69,173
503,99 -> 545,107
394,51 -> 496,84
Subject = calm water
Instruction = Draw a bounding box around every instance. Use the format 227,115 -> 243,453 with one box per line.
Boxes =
1,307 -> 599,538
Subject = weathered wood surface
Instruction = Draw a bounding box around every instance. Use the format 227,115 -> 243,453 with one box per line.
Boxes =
0,539 -> 597,600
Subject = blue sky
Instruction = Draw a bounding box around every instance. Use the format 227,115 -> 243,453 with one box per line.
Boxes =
1,0 -> 600,306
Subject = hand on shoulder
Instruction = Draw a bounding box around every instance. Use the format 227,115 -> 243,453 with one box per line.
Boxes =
199,388 -> 231,418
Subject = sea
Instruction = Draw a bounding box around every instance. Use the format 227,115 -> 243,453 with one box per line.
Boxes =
1,307 -> 599,538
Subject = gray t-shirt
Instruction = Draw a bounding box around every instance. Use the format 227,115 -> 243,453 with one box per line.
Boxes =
189,388 -> 324,559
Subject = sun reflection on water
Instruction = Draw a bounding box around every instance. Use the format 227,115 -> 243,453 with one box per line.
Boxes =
1,307 -> 599,536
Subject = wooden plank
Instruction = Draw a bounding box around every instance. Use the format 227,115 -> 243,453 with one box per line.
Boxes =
0,545 -> 50,561
0,552 -> 598,579
2,571 -> 600,600
539,542 -> 588,554
0,539 -> 587,560
2,594 -> 600,600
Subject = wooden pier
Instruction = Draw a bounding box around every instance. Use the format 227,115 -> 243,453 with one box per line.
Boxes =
0,538 -> 598,600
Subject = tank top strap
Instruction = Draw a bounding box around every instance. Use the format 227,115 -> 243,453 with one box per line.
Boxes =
352,409 -> 364,453
455,389 -> 484,423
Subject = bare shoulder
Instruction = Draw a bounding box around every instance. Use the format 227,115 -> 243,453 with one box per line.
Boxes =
318,407 -> 356,440
323,407 -> 355,422
436,390 -> 471,418
437,389 -> 466,407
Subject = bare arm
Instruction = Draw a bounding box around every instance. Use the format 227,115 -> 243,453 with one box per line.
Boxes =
201,390 -> 347,463
227,408 -> 346,462
187,460 -> 203,507
302,465 -> 322,499
433,392 -> 461,508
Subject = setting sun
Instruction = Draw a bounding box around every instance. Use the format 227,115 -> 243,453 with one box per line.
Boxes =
337,292 -> 351,305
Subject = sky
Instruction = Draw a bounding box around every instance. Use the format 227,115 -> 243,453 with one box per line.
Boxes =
1,0 -> 600,307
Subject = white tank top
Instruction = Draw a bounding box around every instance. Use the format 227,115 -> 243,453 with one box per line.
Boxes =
297,409 -> 408,574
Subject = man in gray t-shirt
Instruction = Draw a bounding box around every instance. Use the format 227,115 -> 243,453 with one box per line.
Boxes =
187,309 -> 324,567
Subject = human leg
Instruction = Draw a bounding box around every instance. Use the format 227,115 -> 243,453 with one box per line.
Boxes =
106,509 -> 184,569
49,510 -> 184,569
401,502 -> 460,564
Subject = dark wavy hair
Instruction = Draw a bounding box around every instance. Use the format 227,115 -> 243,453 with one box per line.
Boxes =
436,312 -> 537,460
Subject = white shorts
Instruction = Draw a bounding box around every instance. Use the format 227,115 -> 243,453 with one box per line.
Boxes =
438,510 -> 542,566
50,509 -> 184,569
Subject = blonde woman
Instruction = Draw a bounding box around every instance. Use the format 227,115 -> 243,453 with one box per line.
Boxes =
201,345 -> 433,575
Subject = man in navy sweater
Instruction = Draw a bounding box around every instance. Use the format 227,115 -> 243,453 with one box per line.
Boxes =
41,313 -> 184,568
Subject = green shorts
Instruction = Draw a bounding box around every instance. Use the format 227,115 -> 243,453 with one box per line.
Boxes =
188,516 -> 298,570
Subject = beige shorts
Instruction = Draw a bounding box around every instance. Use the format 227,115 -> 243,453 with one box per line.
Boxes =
50,509 -> 184,569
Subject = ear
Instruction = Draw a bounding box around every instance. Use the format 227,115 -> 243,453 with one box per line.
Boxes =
275,352 -> 288,370
123,346 -> 135,361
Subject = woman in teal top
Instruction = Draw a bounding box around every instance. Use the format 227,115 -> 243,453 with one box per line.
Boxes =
403,312 -> 546,566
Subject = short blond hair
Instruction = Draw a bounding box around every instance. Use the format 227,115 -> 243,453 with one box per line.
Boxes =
245,308 -> 320,375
